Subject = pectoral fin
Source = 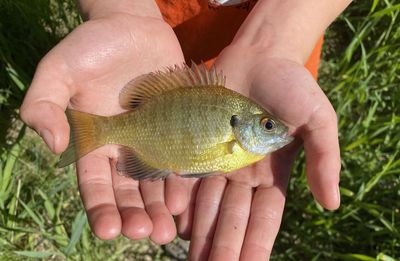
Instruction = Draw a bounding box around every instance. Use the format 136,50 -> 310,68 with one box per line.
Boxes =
178,140 -> 239,179
195,140 -> 239,160
117,147 -> 170,180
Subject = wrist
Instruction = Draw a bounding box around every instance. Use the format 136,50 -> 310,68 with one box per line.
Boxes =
78,0 -> 162,20
230,0 -> 352,64
229,23 -> 305,65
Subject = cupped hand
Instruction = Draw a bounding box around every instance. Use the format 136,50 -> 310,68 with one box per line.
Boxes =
177,46 -> 341,260
20,13 -> 190,243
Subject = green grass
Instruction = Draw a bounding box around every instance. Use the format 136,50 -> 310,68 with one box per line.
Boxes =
0,130 -> 174,259
1,0 -> 399,260
273,1 -> 400,260
0,1 -> 173,260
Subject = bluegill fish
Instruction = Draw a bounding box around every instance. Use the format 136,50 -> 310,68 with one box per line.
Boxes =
58,64 -> 293,180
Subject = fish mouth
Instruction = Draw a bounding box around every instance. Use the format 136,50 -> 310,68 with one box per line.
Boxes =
277,134 -> 294,148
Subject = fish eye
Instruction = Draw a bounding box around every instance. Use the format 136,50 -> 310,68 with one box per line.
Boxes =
261,118 -> 275,131
230,115 -> 239,127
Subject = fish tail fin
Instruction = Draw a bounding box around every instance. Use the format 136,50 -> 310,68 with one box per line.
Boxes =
58,109 -> 106,168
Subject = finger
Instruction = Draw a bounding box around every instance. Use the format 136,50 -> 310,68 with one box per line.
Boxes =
165,175 -> 190,215
77,152 -> 121,240
111,161 -> 152,240
240,186 -> 286,260
303,100 -> 341,210
176,179 -> 201,240
140,179 -> 176,245
208,181 -> 252,261
188,176 -> 227,261
20,57 -> 72,153
249,60 -> 341,210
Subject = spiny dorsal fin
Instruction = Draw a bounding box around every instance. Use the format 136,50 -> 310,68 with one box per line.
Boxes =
116,147 -> 171,180
119,63 -> 226,110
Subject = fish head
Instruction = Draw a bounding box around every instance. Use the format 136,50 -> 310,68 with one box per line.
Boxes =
230,113 -> 294,155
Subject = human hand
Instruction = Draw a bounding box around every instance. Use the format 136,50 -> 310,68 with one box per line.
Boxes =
177,45 -> 341,260
20,3 -> 189,244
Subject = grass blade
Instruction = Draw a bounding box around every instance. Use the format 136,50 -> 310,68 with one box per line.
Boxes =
64,210 -> 87,255
18,199 -> 44,228
14,251 -> 56,258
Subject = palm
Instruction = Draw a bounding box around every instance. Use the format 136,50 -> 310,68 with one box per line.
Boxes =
22,14 -> 188,243
178,52 -> 340,260
61,15 -> 183,115
219,51 -> 340,194
227,57 -> 334,186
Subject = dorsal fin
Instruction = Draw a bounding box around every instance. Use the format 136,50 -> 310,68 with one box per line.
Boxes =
119,63 -> 226,110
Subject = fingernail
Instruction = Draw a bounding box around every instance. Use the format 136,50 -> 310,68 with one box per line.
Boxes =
40,129 -> 54,152
336,185 -> 341,204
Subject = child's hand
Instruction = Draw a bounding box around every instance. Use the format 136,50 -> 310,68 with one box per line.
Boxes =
20,11 -> 189,244
178,46 -> 340,260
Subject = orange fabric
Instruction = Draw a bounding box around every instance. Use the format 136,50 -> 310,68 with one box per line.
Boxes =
305,36 -> 324,79
155,0 -> 322,79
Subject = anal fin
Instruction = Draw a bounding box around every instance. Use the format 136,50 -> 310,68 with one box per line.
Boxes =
181,171 -> 222,179
117,147 -> 170,181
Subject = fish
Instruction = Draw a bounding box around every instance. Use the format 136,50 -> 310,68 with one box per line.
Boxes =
57,64 -> 294,180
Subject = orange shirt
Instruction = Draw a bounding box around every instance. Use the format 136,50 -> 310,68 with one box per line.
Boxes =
155,0 -> 322,79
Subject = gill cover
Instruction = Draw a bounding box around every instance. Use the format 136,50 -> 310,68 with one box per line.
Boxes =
230,114 -> 293,155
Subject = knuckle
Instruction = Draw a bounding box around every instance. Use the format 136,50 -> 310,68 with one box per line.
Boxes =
253,207 -> 282,225
19,102 -> 33,125
308,101 -> 338,131
196,198 -> 221,212
221,205 -> 250,220
242,242 -> 272,258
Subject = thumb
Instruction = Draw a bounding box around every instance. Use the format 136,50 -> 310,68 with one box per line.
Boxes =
20,59 -> 72,154
20,101 -> 70,154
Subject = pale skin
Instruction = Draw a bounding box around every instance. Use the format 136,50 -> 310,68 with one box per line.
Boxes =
20,0 -> 352,260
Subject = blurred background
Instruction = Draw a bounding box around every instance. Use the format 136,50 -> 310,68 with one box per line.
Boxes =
0,0 -> 399,260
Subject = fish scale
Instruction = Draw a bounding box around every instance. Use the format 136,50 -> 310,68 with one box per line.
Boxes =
58,64 -> 292,180
108,87 -> 245,172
